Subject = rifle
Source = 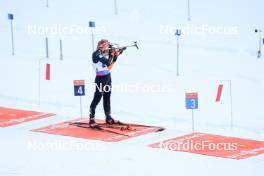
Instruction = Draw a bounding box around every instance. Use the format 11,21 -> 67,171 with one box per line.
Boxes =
108,41 -> 139,52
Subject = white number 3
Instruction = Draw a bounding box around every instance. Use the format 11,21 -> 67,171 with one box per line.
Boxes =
190,99 -> 197,108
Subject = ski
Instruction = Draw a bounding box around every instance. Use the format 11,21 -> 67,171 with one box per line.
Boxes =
105,121 -> 165,132
69,122 -> 131,137
100,122 -> 136,131
126,123 -> 165,132
69,121 -> 165,132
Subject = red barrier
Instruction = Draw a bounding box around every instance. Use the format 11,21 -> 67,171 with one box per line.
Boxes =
216,84 -> 223,102
46,63 -> 50,80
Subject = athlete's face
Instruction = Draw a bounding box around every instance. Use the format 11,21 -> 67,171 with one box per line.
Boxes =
101,41 -> 109,51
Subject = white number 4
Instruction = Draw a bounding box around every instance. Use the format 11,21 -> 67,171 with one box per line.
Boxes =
77,86 -> 83,95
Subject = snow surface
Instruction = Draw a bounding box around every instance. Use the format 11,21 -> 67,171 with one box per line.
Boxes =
0,0 -> 264,176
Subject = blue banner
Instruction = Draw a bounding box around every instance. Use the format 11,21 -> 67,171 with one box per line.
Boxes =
89,21 -> 95,28
8,13 -> 14,20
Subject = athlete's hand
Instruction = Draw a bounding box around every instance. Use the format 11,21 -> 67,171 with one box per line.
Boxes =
119,47 -> 126,54
111,49 -> 120,57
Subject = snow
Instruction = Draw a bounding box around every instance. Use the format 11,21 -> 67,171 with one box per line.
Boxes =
0,0 -> 264,175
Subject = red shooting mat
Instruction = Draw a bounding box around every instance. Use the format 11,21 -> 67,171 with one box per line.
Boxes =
33,118 -> 164,142
0,107 -> 55,127
149,132 -> 264,160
